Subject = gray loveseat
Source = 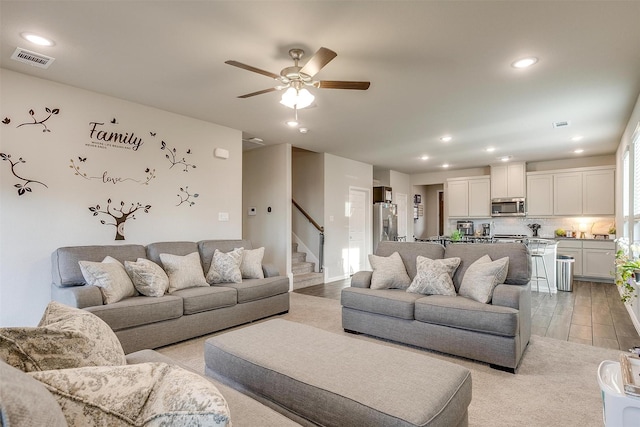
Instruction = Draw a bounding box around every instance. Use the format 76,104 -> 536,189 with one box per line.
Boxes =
341,241 -> 531,372
51,239 -> 290,353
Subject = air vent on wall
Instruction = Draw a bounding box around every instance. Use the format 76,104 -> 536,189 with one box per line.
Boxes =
552,120 -> 571,128
10,47 -> 55,69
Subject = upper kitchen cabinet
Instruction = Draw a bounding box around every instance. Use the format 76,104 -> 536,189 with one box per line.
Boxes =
527,166 -> 615,217
447,176 -> 491,218
491,162 -> 526,198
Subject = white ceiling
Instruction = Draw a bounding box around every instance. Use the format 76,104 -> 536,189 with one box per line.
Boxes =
2,1 -> 639,174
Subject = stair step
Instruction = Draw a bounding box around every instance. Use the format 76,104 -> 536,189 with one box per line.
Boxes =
292,251 -> 307,263
292,261 -> 314,275
292,242 -> 298,253
292,272 -> 325,290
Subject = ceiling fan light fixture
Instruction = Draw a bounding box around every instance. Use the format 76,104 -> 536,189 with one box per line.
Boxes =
280,87 -> 315,109
286,119 -> 299,127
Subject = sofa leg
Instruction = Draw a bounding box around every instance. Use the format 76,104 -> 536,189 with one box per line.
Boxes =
344,329 -> 362,335
490,364 -> 516,374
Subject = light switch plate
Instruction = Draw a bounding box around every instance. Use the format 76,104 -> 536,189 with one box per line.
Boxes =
218,212 -> 229,221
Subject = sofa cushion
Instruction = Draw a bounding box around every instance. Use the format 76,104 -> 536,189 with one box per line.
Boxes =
241,247 -> 265,279
0,360 -> 67,427
458,255 -> 509,304
375,241 -> 446,280
445,243 -> 530,290
160,252 -> 209,293
207,248 -> 244,284
406,256 -> 460,296
220,277 -> 290,303
86,295 -> 183,331
341,287 -> 423,320
198,239 -> 253,274
0,301 -> 126,372
369,251 -> 412,290
124,258 -> 169,297
415,295 -> 519,337
29,362 -> 230,427
79,256 -> 137,304
52,244 -> 147,288
172,286 -> 238,315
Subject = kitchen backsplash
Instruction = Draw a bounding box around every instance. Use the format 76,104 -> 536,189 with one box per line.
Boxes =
446,216 -> 615,239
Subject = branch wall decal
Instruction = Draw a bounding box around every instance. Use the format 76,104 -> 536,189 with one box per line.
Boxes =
17,107 -> 60,132
176,186 -> 199,207
70,157 -> 156,185
0,152 -> 48,196
160,140 -> 196,172
88,198 -> 151,240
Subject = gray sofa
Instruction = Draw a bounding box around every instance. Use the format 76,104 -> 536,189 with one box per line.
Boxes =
51,239 -> 290,353
341,241 -> 531,372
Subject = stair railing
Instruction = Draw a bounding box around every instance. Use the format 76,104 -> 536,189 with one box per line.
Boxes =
292,199 -> 324,272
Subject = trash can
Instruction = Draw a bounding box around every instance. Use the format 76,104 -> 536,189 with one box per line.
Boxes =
556,255 -> 575,292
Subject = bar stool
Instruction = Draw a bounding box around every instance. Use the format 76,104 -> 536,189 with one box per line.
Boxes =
525,238 -> 552,295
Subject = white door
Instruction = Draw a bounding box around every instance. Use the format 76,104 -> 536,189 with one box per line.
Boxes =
396,192 -> 408,241
348,188 -> 368,274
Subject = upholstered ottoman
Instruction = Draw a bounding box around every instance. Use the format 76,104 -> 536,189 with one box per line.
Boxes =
204,319 -> 472,427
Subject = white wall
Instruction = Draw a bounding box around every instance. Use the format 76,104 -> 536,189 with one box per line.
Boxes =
243,144 -> 291,286
0,69 -> 243,326
527,155 -> 615,172
411,167 -> 490,186
323,153 -> 373,282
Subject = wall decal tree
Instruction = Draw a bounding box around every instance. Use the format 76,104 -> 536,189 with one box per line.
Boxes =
88,199 -> 151,240
0,152 -> 48,196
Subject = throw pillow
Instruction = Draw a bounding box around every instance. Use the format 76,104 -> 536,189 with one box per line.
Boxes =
240,246 -> 265,279
124,258 -> 169,297
29,362 -> 231,426
0,360 -> 67,427
159,252 -> 209,293
458,255 -> 510,303
0,301 -> 126,372
79,256 -> 136,304
406,256 -> 461,296
207,248 -> 244,284
368,252 -> 411,290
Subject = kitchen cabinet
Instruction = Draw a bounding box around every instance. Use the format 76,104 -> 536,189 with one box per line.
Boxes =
526,174 -> 554,216
491,162 -> 526,198
447,176 -> 490,218
556,239 -> 615,281
526,166 -> 615,217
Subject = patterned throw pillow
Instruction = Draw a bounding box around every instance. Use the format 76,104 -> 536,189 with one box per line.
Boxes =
458,255 -> 510,303
124,258 -> 169,297
159,252 -> 209,293
0,301 -> 126,372
207,248 -> 244,284
368,252 -> 411,290
79,256 -> 137,304
29,362 -> 231,427
240,247 -> 265,279
406,256 -> 461,296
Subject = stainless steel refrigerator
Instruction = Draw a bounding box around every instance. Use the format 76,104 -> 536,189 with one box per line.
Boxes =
373,202 -> 398,252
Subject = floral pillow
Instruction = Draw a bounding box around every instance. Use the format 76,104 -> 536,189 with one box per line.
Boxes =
207,248 -> 244,284
124,258 -> 169,297
368,252 -> 411,290
29,362 -> 231,426
0,301 -> 126,372
79,256 -> 137,304
458,255 -> 509,303
406,256 -> 461,296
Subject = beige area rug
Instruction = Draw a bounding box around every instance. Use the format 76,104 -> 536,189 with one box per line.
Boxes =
158,292 -> 625,427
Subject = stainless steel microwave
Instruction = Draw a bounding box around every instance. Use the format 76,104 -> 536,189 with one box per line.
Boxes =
491,197 -> 526,217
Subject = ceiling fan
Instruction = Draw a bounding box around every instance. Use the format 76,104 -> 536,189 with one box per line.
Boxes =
225,47 -> 370,109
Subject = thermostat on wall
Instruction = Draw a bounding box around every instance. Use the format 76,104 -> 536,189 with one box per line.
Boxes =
248,207 -> 256,216
214,148 -> 229,159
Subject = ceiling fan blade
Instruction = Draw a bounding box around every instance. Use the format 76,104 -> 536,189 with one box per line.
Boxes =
316,80 -> 371,90
225,60 -> 280,80
237,87 -> 279,98
299,47 -> 337,78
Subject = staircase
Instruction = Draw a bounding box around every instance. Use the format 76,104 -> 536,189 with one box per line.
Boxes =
292,242 -> 324,290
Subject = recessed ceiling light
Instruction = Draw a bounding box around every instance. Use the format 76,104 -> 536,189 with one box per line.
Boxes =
420,155 -> 429,161
440,135 -> 452,142
21,32 -> 54,46
285,120 -> 299,127
442,163 -> 450,168
511,57 -> 538,69
485,147 -> 496,153
574,149 -> 584,154
499,155 -> 512,162
299,127 -> 309,134
571,135 -> 584,141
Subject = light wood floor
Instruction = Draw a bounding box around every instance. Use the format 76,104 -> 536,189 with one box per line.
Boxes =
294,278 -> 640,351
